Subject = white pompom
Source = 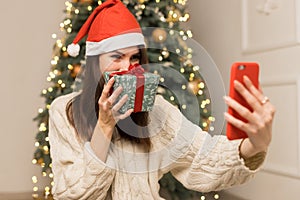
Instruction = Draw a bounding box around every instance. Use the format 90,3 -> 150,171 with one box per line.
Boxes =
67,43 -> 80,57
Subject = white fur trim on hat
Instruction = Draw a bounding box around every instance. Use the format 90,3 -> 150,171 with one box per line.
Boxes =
86,33 -> 145,56
67,43 -> 80,57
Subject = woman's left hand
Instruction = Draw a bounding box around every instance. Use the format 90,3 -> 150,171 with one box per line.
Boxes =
224,76 -> 276,158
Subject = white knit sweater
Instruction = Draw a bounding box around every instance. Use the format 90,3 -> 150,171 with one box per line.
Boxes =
49,92 -> 265,200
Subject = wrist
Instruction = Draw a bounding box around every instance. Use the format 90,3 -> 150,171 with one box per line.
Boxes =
239,138 -> 265,159
95,121 -> 114,139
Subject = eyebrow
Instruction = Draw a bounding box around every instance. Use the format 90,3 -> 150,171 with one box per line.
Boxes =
114,51 -> 124,56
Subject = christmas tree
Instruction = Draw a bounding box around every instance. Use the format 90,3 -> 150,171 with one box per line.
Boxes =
32,0 -> 218,199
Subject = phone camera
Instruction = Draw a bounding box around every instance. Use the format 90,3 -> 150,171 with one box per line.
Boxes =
238,65 -> 245,70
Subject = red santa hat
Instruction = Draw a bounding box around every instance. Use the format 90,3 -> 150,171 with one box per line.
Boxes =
67,0 -> 145,57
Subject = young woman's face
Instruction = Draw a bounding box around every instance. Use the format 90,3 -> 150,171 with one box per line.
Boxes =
99,46 -> 141,72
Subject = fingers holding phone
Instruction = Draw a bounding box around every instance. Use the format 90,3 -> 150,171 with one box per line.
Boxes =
225,62 -> 275,145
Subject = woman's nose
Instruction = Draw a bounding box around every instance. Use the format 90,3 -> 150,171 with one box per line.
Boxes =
119,59 -> 131,70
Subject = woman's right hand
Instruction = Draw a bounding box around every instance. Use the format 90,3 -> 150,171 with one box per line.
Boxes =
97,77 -> 133,138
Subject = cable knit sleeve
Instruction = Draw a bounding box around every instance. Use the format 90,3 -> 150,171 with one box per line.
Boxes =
152,95 -> 265,193
48,94 -> 115,200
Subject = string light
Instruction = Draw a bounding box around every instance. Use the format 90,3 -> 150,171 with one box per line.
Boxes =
49,72 -> 55,79
214,194 -> 220,199
39,123 -> 47,132
193,65 -> 199,71
209,116 -> 215,122
43,146 -> 49,152
50,59 -> 58,66
198,82 -> 205,89
34,142 -> 39,147
33,186 -> 38,192
186,30 -> 193,37
160,16 -> 166,22
48,87 -> 53,92
65,1 -> 72,12
64,19 -> 71,25
32,176 -> 38,184
67,27 -> 72,33
56,39 -> 63,48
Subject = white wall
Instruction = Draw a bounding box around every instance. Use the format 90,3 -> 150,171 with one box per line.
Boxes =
188,0 -> 300,199
0,0 -> 65,192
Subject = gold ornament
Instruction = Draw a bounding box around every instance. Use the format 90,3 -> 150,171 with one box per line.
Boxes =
167,8 -> 181,22
138,0 -> 145,3
37,158 -> 44,165
188,79 -> 201,95
62,51 -> 69,57
152,28 -> 167,43
80,0 -> 93,3
71,64 -> 81,78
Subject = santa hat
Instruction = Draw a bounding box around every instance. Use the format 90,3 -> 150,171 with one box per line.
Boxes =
67,0 -> 145,57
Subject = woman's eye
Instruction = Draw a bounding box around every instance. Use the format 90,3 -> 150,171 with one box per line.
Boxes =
111,55 -> 122,60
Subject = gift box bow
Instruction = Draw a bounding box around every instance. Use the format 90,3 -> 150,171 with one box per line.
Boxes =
108,63 -> 144,77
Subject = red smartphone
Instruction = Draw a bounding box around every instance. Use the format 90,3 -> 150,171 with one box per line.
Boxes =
226,62 -> 260,140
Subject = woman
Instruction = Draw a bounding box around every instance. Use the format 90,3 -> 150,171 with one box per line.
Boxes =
49,0 -> 276,199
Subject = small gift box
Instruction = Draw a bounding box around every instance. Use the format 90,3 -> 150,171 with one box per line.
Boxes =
104,64 -> 160,113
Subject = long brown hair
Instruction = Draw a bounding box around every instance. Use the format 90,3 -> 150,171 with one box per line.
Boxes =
66,47 -> 151,150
